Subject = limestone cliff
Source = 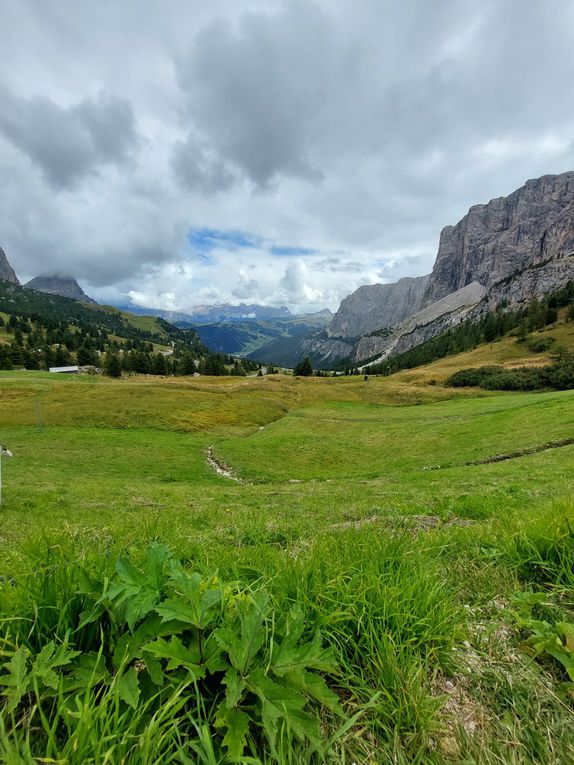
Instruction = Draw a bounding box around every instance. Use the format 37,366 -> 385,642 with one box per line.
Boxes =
0,247 -> 20,285
327,275 -> 430,339
424,172 -> 574,305
311,172 -> 574,368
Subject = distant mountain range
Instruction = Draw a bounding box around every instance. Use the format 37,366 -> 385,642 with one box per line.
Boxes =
114,304 -> 333,357
117,303 -> 293,325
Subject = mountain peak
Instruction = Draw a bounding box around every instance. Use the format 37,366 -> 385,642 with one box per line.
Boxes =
25,275 -> 97,304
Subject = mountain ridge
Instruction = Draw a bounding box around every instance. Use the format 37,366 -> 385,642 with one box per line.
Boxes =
25,275 -> 97,304
259,171 -> 574,368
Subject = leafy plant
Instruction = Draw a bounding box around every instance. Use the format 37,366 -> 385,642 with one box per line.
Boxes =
511,590 -> 574,698
0,543 -> 343,761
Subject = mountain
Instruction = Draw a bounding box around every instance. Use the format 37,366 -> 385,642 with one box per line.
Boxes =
25,275 -> 97,304
0,247 -> 20,285
423,172 -> 574,305
121,303 -> 292,325
195,310 -> 333,356
261,172 -> 574,369
327,275 -> 430,338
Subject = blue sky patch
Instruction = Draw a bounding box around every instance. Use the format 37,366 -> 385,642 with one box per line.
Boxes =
270,245 -> 317,257
188,228 -> 262,253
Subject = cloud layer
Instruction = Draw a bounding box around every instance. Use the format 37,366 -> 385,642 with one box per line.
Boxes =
1,0 -> 574,312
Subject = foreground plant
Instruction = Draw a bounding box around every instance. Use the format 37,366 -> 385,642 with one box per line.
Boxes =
0,543 -> 343,762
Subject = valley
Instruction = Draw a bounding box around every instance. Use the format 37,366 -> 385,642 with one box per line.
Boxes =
1,324 -> 574,761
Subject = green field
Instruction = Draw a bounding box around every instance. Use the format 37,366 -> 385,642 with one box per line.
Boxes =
1,369 -> 574,763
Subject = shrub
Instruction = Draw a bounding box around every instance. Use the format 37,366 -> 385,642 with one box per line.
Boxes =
526,335 -> 556,353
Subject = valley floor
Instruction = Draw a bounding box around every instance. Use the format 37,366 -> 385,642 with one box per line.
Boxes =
1,368 -> 574,763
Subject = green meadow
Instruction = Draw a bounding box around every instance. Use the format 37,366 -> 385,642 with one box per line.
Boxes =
1,367 -> 574,763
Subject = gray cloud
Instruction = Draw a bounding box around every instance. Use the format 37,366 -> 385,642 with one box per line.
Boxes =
0,87 -> 138,188
174,2 -> 332,187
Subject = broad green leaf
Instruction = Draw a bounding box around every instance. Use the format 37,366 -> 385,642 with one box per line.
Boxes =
214,704 -> 250,758
214,594 -> 269,673
64,652 -> 109,692
204,633 -> 227,674
144,656 -> 164,686
0,647 -> 30,712
155,598 -> 206,628
75,567 -> 102,595
33,640 -> 80,690
112,613 -> 181,669
283,670 -> 343,715
272,630 -> 336,679
247,669 -> 320,748
158,569 -> 222,629
143,635 -> 204,679
223,666 -> 245,708
116,557 -> 145,587
118,667 -> 140,709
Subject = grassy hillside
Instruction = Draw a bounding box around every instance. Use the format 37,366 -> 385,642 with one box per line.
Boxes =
0,280 -> 251,376
1,366 -> 574,763
391,311 -> 574,385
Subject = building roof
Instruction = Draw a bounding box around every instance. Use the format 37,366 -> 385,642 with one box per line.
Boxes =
49,366 -> 79,373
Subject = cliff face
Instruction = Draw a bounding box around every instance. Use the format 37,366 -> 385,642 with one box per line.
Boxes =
0,247 -> 20,285
25,276 -> 97,304
424,172 -> 574,305
327,274 -> 430,338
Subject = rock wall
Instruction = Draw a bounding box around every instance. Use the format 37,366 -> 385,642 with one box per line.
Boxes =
0,247 -> 20,285
327,275 -> 430,338
424,172 -> 574,304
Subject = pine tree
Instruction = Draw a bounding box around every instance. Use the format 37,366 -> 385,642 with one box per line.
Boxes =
294,357 -> 313,376
104,350 -> 122,378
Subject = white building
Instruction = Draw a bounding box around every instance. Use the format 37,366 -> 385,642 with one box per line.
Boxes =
49,366 -> 79,374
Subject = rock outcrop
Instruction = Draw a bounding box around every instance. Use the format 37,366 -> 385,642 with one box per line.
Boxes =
0,247 -> 20,285
25,275 -> 97,304
354,282 -> 486,364
327,275 -> 430,339
423,172 -> 574,305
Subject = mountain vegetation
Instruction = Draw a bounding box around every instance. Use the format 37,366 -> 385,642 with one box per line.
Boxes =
1,362 -> 574,761
0,280 -> 255,376
363,281 -> 574,376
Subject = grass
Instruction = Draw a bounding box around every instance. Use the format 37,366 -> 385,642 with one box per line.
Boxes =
1,364 -> 574,762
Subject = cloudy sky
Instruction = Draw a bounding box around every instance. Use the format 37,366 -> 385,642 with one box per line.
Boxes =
1,0 -> 574,313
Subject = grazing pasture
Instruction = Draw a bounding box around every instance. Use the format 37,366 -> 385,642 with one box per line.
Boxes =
1,368 -> 574,763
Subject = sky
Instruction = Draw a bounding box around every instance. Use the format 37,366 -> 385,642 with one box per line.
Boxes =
1,0 -> 574,314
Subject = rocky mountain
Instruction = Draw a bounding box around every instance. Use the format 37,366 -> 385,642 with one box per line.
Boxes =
25,275 -> 97,304
327,275 -> 430,338
424,172 -> 574,305
257,171 -> 574,368
0,247 -> 20,285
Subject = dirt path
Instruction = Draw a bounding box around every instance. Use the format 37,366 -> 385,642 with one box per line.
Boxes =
423,437 -> 574,471
206,446 -> 242,482
465,437 -> 574,466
